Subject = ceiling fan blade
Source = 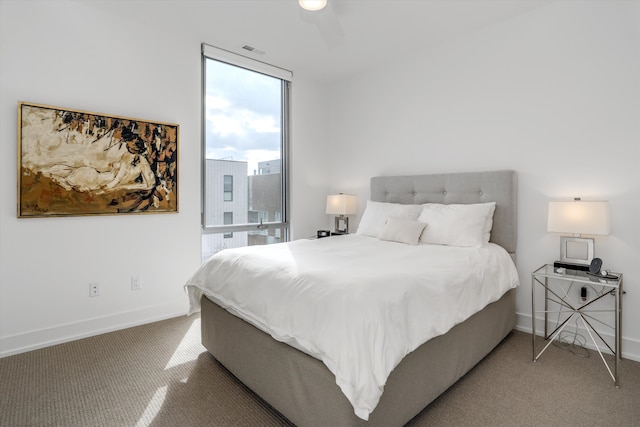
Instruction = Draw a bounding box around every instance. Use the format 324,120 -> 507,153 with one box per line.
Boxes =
299,2 -> 345,48
315,4 -> 345,48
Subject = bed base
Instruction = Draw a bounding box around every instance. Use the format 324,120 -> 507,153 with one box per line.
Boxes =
201,288 -> 516,427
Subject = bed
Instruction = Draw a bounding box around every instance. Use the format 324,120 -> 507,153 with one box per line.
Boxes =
186,170 -> 518,426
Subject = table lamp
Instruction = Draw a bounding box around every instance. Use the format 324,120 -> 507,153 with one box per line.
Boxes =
547,198 -> 610,271
326,193 -> 357,233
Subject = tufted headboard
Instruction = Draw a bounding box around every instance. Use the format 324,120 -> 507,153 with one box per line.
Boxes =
370,170 -> 517,255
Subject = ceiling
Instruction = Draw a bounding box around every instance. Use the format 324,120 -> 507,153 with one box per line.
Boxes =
83,0 -> 553,82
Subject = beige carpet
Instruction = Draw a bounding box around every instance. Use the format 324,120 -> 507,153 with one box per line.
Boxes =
1,314 -> 639,427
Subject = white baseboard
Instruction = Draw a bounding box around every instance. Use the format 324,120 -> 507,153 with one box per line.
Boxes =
4,307 -> 638,363
0,302 -> 189,358
516,311 -> 640,363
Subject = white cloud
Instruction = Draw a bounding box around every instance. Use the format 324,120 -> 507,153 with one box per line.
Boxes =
205,95 -> 230,110
206,106 -> 279,140
206,112 -> 245,138
248,115 -> 279,133
204,57 -> 282,167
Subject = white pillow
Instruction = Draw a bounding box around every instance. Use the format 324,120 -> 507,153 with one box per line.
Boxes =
356,201 -> 422,237
417,202 -> 496,247
378,218 -> 427,245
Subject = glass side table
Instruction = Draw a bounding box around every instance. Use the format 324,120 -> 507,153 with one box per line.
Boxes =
531,264 -> 623,386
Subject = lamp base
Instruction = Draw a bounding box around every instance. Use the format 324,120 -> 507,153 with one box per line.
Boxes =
553,261 -> 590,272
334,215 -> 349,234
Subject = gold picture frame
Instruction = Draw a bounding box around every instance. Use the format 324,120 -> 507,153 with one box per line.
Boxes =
17,102 -> 178,218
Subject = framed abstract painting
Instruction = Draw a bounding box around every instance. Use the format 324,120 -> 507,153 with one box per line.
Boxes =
17,102 -> 178,217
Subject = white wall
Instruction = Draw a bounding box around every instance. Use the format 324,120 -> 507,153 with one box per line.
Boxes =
0,0 -> 330,356
327,1 -> 640,360
2,0 -> 638,362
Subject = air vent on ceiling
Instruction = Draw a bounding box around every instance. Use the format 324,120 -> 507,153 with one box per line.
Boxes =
242,44 -> 266,55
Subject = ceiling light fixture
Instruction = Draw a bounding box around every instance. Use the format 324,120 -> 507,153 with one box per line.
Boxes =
299,0 -> 327,12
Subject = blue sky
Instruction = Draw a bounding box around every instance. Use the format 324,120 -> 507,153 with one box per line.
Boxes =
204,58 -> 282,175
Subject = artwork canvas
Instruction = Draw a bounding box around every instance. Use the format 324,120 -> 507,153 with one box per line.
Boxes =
18,102 -> 178,217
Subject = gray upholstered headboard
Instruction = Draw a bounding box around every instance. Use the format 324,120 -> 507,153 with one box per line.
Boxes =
370,170 -> 517,255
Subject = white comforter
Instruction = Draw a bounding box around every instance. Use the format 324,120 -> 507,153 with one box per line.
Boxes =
185,234 -> 519,420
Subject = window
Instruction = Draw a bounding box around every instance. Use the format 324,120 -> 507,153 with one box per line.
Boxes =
223,175 -> 233,201
223,212 -> 233,238
201,44 -> 291,262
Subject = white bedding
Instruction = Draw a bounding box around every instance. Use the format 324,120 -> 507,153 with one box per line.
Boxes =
185,234 -> 519,420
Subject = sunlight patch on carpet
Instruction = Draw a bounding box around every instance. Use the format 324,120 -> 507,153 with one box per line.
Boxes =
164,318 -> 203,370
135,385 -> 167,427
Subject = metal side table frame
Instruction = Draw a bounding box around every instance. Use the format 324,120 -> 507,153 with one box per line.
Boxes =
531,264 -> 623,387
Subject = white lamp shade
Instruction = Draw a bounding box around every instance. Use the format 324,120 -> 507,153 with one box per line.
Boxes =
326,194 -> 357,215
547,201 -> 611,236
299,0 -> 327,11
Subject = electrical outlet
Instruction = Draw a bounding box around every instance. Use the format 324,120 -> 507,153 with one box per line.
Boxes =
131,276 -> 141,291
90,282 -> 100,297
